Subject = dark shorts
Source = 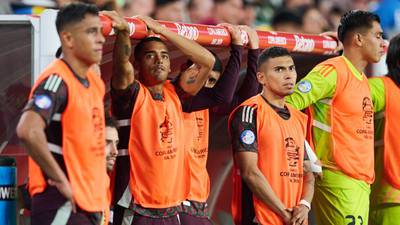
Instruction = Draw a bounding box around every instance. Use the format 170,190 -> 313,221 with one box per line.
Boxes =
178,213 -> 213,225
31,186 -> 102,225
131,214 -> 180,225
113,204 -> 127,225
31,208 -> 102,225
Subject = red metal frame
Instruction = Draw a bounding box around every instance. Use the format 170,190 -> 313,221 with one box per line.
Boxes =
100,16 -> 339,55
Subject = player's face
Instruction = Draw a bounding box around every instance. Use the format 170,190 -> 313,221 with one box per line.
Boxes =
361,21 -> 385,63
105,126 -> 119,172
138,41 -> 171,85
66,14 -> 105,65
259,56 -> 297,97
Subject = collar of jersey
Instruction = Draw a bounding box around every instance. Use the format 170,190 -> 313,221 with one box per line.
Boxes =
341,55 -> 364,81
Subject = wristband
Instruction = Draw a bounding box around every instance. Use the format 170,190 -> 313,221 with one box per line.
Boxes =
299,199 -> 311,210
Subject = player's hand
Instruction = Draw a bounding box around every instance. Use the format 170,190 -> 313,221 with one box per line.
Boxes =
320,31 -> 343,52
239,25 -> 259,49
314,160 -> 323,178
282,207 -> 293,225
218,23 -> 243,46
101,11 -> 129,33
136,15 -> 165,34
48,178 -> 77,213
303,160 -> 312,173
290,204 -> 309,225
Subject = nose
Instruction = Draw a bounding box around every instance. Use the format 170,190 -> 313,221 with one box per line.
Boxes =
111,143 -> 118,156
381,39 -> 387,49
155,53 -> 163,64
284,70 -> 297,81
97,31 -> 105,45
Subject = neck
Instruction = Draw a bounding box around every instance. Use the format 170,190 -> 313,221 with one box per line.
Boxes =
62,53 -> 92,79
147,83 -> 164,97
261,89 -> 285,108
342,47 -> 368,74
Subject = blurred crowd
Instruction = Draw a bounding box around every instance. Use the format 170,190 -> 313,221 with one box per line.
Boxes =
2,0 -> 400,38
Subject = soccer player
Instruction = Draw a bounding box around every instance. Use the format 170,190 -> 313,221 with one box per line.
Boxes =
104,11 -> 215,225
16,3 -> 110,225
285,10 -> 386,225
230,47 -> 315,225
368,34 -> 400,225
177,25 -> 260,225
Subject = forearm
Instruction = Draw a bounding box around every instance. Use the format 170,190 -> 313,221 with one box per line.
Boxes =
178,65 -> 207,96
181,89 -> 220,112
21,129 -> 67,182
243,169 -> 288,218
300,171 -> 315,203
210,45 -> 243,102
159,27 -> 214,69
112,30 -> 134,90
237,48 -> 260,102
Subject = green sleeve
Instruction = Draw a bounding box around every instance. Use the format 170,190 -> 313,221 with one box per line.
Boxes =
285,66 -> 337,110
368,77 -> 386,113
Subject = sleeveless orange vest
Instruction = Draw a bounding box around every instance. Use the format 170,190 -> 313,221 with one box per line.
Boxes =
380,76 -> 400,189
28,59 -> 108,212
319,56 -> 375,183
230,95 -> 307,225
183,109 -> 210,202
128,81 -> 189,208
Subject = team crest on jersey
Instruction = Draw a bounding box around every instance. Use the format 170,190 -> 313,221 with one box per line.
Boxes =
160,116 -> 174,144
284,137 -> 300,167
240,130 -> 255,145
34,95 -> 52,109
362,97 -> 373,125
297,80 -> 312,93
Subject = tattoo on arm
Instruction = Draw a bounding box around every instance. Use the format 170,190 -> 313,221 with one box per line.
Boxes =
186,76 -> 196,84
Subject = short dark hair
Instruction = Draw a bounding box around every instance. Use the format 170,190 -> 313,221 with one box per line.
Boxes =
386,34 -> 400,86
337,10 -> 380,43
134,36 -> 166,60
257,47 -> 291,70
56,2 -> 99,33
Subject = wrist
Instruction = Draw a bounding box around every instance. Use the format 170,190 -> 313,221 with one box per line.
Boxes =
299,199 -> 311,210
249,42 -> 259,49
232,41 -> 243,46
116,29 -> 130,36
279,207 -> 290,218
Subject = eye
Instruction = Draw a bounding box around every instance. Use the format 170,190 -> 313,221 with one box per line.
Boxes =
162,54 -> 169,59
208,78 -> 217,84
87,28 -> 97,34
145,54 -> 155,59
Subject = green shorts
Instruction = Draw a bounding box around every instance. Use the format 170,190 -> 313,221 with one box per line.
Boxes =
313,169 -> 370,225
369,203 -> 400,225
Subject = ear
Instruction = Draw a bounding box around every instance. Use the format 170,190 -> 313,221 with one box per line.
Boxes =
60,31 -> 73,49
256,71 -> 265,85
354,33 -> 363,47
